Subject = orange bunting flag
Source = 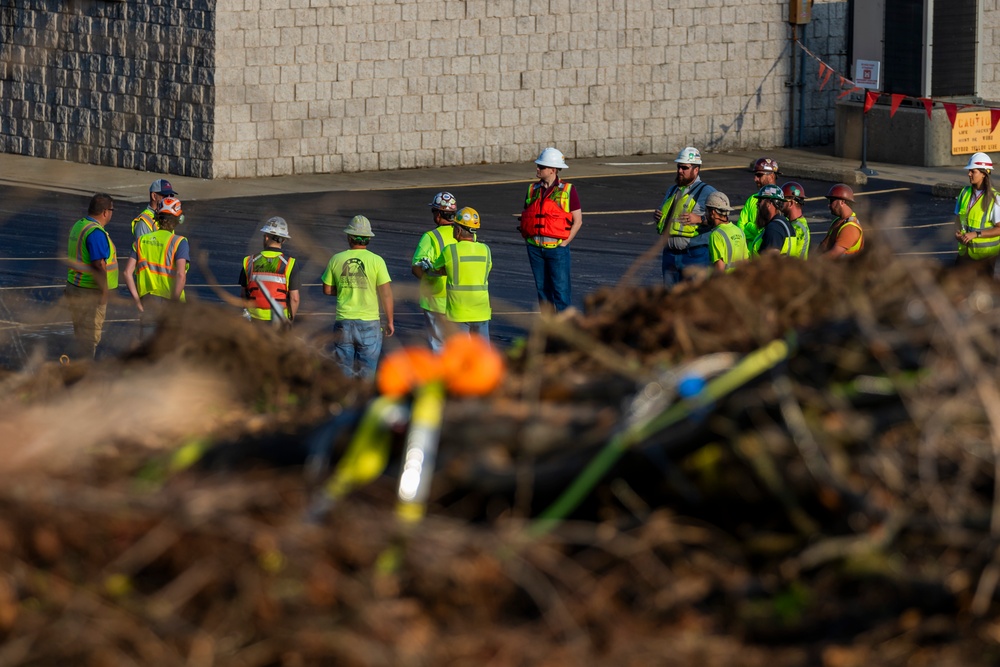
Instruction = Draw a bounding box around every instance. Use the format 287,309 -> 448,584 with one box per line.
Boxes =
918,98 -> 934,120
943,102 -> 958,128
991,108 -> 1000,134
864,91 -> 880,113
820,67 -> 834,91
890,94 -> 906,118
837,86 -> 860,100
817,62 -> 827,80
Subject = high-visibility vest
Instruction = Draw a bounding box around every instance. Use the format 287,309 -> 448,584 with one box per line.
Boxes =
820,214 -> 864,255
135,230 -> 187,301
788,215 -> 810,259
657,181 -> 708,237
710,223 -> 749,272
520,181 -> 573,241
244,250 -> 296,320
957,186 -> 1000,260
738,194 -> 762,242
415,225 -> 457,313
443,241 -> 491,323
131,207 -> 157,238
67,218 -> 118,289
752,216 -> 795,257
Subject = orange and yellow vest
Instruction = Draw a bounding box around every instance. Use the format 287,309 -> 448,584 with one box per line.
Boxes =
820,214 -> 864,255
244,250 -> 296,321
520,181 -> 573,243
67,218 -> 118,290
134,229 -> 187,301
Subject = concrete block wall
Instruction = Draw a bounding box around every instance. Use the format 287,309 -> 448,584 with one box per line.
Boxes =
0,0 -> 215,178
984,0 -> 1000,102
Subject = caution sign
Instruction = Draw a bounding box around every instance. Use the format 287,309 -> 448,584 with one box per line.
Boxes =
952,111 -> 1000,155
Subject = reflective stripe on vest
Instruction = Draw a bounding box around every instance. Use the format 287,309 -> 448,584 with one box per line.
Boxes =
958,187 -> 1000,259
67,218 -> 119,290
445,242 -> 491,322
822,215 -> 864,255
658,182 -> 707,237
131,207 -> 157,237
135,230 -> 186,300
752,217 -> 794,256
520,181 -> 573,241
711,224 -> 747,271
244,252 -> 294,321
790,216 -> 810,259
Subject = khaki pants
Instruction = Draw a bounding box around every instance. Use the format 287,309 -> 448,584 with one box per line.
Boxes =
64,283 -> 106,359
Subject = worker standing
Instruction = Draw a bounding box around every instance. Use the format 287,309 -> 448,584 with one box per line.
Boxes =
519,147 -> 582,312
65,193 -> 118,359
954,152 -> 1000,268
131,179 -> 177,239
653,146 -> 717,287
780,182 -> 811,259
412,191 -> 459,351
754,184 -> 795,256
820,184 -> 865,258
422,207 -> 492,340
240,217 -> 301,327
122,197 -> 189,340
321,216 -> 394,379
706,192 -> 748,273
737,157 -> 780,243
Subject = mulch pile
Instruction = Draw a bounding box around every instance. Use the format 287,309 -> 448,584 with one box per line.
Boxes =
2,237 -> 1000,666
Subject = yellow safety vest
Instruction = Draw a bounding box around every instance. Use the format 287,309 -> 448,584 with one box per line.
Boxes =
820,215 -> 864,255
738,194 -> 762,242
135,230 -> 187,301
131,207 -> 157,238
957,186 -> 1000,260
710,223 -> 748,272
751,216 -> 796,257
657,182 -> 708,237
67,218 -> 118,289
787,216 -> 810,259
443,241 -> 491,323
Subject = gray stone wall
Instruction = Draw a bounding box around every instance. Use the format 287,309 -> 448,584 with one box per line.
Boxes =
0,0 -> 865,179
984,0 -> 1000,102
0,0 -> 215,178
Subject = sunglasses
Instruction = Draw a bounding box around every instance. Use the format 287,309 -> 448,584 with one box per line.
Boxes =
753,172 -> 767,177
677,165 -> 694,171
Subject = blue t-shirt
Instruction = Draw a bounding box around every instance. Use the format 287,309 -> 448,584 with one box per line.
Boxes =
84,216 -> 111,261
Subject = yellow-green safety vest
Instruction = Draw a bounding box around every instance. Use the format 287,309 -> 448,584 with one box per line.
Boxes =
738,194 -> 762,242
135,229 -> 187,301
657,182 -> 708,237
751,216 -> 796,257
443,241 -> 491,323
67,218 -> 118,290
710,223 -> 749,272
957,186 -> 1000,260
131,206 -> 157,238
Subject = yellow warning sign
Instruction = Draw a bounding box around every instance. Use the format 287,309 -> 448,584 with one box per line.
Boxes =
952,111 -> 1000,155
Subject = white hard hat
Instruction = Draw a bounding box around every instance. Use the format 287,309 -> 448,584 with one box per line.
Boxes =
260,216 -> 290,239
965,152 -> 994,172
535,147 -> 568,170
675,146 -> 703,165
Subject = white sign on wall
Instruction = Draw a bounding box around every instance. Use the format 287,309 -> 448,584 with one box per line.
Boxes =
854,60 -> 881,90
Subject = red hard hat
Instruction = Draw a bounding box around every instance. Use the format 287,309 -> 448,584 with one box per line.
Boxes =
753,157 -> 779,174
781,182 -> 806,203
826,184 -> 855,203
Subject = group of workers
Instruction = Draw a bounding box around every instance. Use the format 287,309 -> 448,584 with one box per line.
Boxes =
62,145 -> 1000,379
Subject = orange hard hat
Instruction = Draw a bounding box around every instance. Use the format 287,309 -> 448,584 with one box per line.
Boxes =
826,184 -> 855,203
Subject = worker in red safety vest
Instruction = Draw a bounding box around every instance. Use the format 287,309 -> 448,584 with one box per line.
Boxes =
240,217 -> 301,327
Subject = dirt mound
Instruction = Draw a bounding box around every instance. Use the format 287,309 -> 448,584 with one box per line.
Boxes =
3,243 -> 1000,665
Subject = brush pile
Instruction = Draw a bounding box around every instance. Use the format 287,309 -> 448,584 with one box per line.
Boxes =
2,234 -> 1000,666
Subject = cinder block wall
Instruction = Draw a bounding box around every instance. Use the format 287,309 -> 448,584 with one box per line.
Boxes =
1,0 -> 854,179
0,0 -> 216,178
983,0 -> 1000,103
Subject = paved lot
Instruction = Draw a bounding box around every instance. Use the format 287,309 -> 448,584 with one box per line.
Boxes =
0,159 -> 961,368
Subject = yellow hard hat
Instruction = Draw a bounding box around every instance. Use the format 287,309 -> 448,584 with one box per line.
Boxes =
454,207 -> 480,230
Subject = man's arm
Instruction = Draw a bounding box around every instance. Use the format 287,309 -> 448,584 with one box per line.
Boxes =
322,283 -> 335,296
91,258 -> 109,305
288,289 -> 300,319
377,282 -> 394,336
564,209 -> 583,245
123,257 -> 142,311
172,259 -> 187,301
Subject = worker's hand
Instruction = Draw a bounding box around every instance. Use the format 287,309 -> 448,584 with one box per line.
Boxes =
383,321 -> 395,337
681,212 -> 702,226
957,231 -> 974,245
134,300 -> 144,313
650,209 -> 662,225
416,259 -> 433,272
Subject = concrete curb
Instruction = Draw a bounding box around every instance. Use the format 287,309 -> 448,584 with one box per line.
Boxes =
931,182 -> 965,199
777,161 -> 869,188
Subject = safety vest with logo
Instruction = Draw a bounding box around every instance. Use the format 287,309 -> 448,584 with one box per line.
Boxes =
135,230 -> 187,301
131,206 -> 157,238
710,223 -> 749,272
520,181 -> 574,244
244,250 -> 296,321
443,241 -> 492,323
67,218 -> 119,290
413,225 -> 457,313
657,181 -> 709,237
820,214 -> 864,255
957,186 -> 1000,260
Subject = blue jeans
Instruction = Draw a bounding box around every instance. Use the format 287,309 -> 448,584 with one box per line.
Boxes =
423,309 -> 448,352
455,321 -> 490,341
662,244 -> 710,289
526,243 -> 572,311
333,320 -> 382,379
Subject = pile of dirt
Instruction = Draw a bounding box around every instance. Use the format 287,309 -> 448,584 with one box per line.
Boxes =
3,239 -> 1000,665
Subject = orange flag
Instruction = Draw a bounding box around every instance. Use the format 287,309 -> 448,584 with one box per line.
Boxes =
890,94 -> 906,118
943,102 -> 958,127
864,91 -> 880,113
820,68 -> 834,91
918,98 -> 934,120
837,86 -> 861,100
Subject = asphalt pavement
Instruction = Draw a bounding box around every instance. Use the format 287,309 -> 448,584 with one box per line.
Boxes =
0,146 -> 970,368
